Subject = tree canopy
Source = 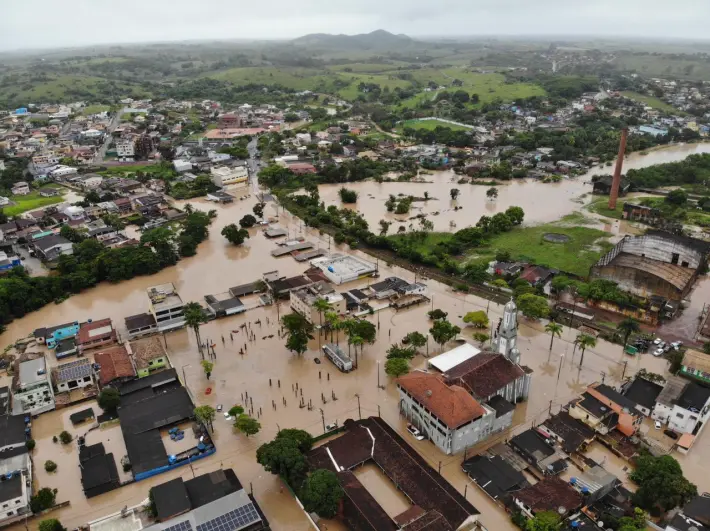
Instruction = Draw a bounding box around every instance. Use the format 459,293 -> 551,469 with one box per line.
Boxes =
97,387 -> 120,413
300,469 -> 344,518
629,453 -> 697,514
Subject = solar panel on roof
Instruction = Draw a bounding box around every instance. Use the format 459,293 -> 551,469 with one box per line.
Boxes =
57,359 -> 92,381
164,520 -> 193,531
195,503 -> 259,531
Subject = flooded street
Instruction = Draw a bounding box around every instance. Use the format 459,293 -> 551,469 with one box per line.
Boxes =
3,142 -> 710,531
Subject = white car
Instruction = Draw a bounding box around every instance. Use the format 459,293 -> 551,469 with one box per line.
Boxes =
671,341 -> 683,350
653,338 -> 662,345
655,420 -> 662,430
407,424 -> 425,441
653,348 -> 665,357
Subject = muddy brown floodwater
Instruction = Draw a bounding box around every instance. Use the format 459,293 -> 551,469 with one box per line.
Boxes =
318,142 -> 710,234
4,142 -> 710,531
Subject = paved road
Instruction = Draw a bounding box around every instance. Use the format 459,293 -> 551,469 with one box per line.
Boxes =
94,109 -> 123,164
247,137 -> 261,194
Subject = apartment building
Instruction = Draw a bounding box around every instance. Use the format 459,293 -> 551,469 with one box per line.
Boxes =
147,283 -> 186,332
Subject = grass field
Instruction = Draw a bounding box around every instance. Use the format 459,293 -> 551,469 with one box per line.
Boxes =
586,197 -> 625,219
335,73 -> 412,100
3,187 -> 65,216
620,91 -> 677,113
326,62 -> 409,73
81,104 -> 111,115
397,119 -> 472,132
0,75 -> 149,106
208,67 -> 334,91
469,214 -> 613,277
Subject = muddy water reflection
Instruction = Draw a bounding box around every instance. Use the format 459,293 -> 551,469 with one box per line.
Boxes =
4,143 -> 710,531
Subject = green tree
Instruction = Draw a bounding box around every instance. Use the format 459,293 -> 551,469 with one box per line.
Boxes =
517,293 -> 550,320
545,322 -> 563,351
184,301 -> 208,358
97,387 -> 120,413
403,331 -> 427,350
338,187 -> 358,203
618,317 -> 641,349
450,188 -> 460,200
253,202 -> 265,218
221,224 -> 250,245
617,508 -> 647,531
276,429 -> 313,453
665,189 -> 688,206
30,488 -> 57,513
201,360 -> 214,379
300,469 -> 344,518
378,219 -> 392,236
486,187 -> 498,200
473,332 -> 490,345
463,310 -> 489,329
282,312 -> 314,356
239,214 -> 257,228
257,434 -> 309,488
194,405 -> 216,431
575,333 -> 597,368
428,308 -> 448,320
44,460 -> 57,472
525,511 -> 561,531
38,519 -> 66,531
429,320 -> 461,350
385,357 -> 410,377
313,298 -> 331,332
386,344 -> 417,360
228,405 -> 245,417
505,206 -> 525,225
630,453 -> 697,514
59,431 -> 72,444
234,414 -> 261,437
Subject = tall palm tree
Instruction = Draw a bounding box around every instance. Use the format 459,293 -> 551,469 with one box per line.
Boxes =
545,322 -> 563,351
617,317 -> 641,350
184,302 -> 207,359
576,333 -> 597,369
351,335 -> 364,368
313,298 -> 332,348
325,311 -> 339,344
342,319 -> 357,356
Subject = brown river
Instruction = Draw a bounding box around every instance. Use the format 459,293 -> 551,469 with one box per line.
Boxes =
2,142 -> 710,531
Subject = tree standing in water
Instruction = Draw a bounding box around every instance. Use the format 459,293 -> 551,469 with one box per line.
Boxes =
184,302 -> 207,358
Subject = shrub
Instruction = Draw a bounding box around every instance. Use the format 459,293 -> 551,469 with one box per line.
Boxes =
44,460 -> 57,473
26,439 -> 36,451
58,431 -> 72,445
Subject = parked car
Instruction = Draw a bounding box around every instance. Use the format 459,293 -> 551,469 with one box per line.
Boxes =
653,348 -> 665,357
653,338 -> 663,345
671,341 -> 683,350
407,424 -> 425,441
325,422 -> 338,432
655,420 -> 662,430
664,429 -> 679,440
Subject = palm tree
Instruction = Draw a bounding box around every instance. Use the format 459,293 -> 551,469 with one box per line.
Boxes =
184,302 -> 207,359
617,317 -> 641,350
351,335 -> 364,368
313,298 -> 331,348
575,333 -> 597,369
325,311 -> 340,344
545,322 -> 563,351
342,319 -> 357,356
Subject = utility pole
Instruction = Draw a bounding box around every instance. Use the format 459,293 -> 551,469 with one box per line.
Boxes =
548,399 -> 553,416
319,408 -> 325,433
355,394 -> 361,419
601,371 -> 606,385
621,360 -> 628,381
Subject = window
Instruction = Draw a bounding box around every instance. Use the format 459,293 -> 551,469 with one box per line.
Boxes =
676,413 -> 684,419
671,252 -> 679,265
83,376 -> 91,382
690,416 -> 698,422
2,504 -> 7,509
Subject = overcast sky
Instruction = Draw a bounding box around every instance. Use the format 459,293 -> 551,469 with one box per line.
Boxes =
2,0 -> 710,51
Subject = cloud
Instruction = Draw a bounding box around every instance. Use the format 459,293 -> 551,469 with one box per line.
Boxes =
2,0 -> 709,51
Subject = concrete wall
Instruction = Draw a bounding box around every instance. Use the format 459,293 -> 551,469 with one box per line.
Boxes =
619,233 -> 703,268
592,263 -> 684,301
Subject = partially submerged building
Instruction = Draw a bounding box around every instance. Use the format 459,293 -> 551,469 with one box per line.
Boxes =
289,281 -> 346,324
11,355 -> 55,416
147,283 -> 186,332
590,231 -> 710,314
128,336 -> 169,378
308,416 -> 480,530
310,254 -> 377,284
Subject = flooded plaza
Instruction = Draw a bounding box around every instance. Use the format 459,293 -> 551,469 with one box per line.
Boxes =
3,142 -> 710,531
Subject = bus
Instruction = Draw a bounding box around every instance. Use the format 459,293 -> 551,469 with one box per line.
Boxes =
322,343 -> 353,372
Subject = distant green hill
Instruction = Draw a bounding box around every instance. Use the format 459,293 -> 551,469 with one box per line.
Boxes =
291,30 -> 414,50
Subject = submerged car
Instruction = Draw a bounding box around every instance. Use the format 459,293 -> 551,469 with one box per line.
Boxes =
407,424 -> 425,441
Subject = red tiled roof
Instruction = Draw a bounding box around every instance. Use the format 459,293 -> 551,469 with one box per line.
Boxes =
397,371 -> 486,429
445,352 -> 525,399
515,477 -> 583,514
94,346 -> 135,385
77,318 -> 115,345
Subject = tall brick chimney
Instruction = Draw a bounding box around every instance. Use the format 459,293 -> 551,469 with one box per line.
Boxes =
608,128 -> 628,210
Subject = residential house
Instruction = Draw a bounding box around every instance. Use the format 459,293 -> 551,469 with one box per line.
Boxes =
124,313 -> 158,339
11,355 -> 55,416
462,454 -> 529,506
519,265 -> 555,286
680,349 -> 710,385
147,283 -> 186,332
0,472 -> 30,525
79,174 -> 103,189
368,276 -> 427,299
664,382 -> 710,450
287,162 -> 317,175
173,160 -> 193,173
509,428 -> 568,476
32,234 -> 74,261
289,282 -> 346,324
396,370 -> 496,455
128,336 -> 169,377
623,203 -> 662,224
653,375 -> 691,424
116,138 -> 135,160
569,383 -> 642,436
52,358 -> 95,394
622,376 -> 663,416
513,477 -> 583,519
142,469 -> 268,530
570,464 -> 620,505
210,165 -> 248,187
34,321 -> 80,349
79,442 -> 120,498
10,182 -> 30,196
94,346 -> 136,387
63,205 -> 86,221
77,319 -> 117,353
541,410 -> 596,454
675,495 -> 710,529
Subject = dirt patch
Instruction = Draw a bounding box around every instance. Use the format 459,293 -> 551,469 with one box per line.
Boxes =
543,233 -> 571,244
